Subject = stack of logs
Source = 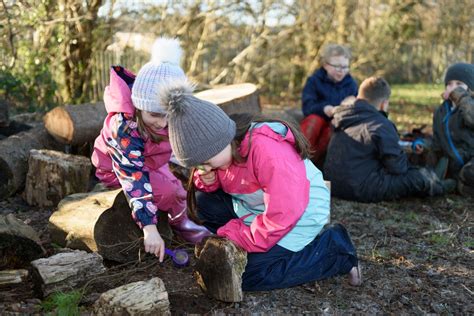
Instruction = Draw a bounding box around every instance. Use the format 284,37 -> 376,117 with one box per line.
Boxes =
0,83 -> 261,312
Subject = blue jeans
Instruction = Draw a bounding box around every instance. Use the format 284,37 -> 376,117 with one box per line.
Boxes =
196,189 -> 359,291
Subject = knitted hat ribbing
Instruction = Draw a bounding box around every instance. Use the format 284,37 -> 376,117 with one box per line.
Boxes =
132,37 -> 186,113
160,81 -> 236,167
444,62 -> 474,91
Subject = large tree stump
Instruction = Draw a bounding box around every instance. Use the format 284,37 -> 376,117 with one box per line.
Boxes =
194,83 -> 261,115
25,149 -> 92,207
31,250 -> 106,297
43,102 -> 106,145
0,124 -> 62,199
48,189 -> 144,263
93,277 -> 170,315
194,237 -> 247,302
0,214 -> 45,269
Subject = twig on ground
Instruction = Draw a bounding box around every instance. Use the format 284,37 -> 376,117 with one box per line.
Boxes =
422,228 -> 450,235
461,284 -> 474,296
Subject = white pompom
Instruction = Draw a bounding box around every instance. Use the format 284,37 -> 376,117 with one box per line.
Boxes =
150,37 -> 182,65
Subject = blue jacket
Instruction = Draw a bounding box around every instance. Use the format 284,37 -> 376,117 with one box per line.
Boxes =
302,68 -> 358,120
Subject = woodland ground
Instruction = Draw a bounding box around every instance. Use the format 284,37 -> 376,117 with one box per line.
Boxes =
0,84 -> 472,314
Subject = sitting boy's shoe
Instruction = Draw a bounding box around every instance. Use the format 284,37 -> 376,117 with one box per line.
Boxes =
435,157 -> 449,180
441,179 -> 457,194
348,265 -> 362,286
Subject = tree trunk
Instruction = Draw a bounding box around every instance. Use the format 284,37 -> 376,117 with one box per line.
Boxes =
0,214 -> 45,269
0,124 -> 62,199
194,237 -> 247,302
25,149 -> 92,207
48,189 -> 144,263
94,278 -> 170,315
43,102 -> 107,145
194,83 -> 261,116
31,250 -> 106,297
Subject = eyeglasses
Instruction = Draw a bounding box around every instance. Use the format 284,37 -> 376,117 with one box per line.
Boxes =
326,62 -> 350,72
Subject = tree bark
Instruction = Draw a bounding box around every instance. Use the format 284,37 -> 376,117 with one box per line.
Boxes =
194,83 -> 261,116
25,149 -> 92,207
43,102 -> 106,145
0,214 -> 45,270
0,124 -> 62,199
94,277 -> 170,315
48,189 -> 144,263
31,250 -> 106,297
0,99 -> 9,127
0,269 -> 29,286
194,237 -> 247,302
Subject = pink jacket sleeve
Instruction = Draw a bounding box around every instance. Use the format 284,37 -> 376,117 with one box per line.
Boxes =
193,169 -> 221,192
216,136 -> 310,252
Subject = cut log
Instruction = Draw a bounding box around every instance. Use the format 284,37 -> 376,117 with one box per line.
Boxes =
48,189 -> 143,263
43,102 -> 106,145
194,83 -> 261,115
25,149 -> 92,207
0,99 -> 9,127
0,120 -> 32,138
31,250 -> 106,297
0,124 -> 62,199
0,214 -> 45,269
194,237 -> 247,302
93,277 -> 170,315
0,269 -> 29,286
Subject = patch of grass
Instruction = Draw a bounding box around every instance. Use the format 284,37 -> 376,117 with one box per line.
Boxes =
404,211 -> 419,222
390,83 -> 443,132
41,290 -> 82,316
429,234 -> 451,247
462,239 -> 474,249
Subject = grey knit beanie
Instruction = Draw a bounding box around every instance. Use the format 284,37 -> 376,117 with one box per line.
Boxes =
132,37 -> 187,113
444,62 -> 474,91
160,81 -> 236,167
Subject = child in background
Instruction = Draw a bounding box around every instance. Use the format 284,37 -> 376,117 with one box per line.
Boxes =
91,38 -> 210,261
300,43 -> 358,167
159,80 -> 361,291
430,63 -> 474,196
324,76 -> 451,202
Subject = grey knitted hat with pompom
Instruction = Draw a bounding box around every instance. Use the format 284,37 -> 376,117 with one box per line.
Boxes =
160,80 -> 236,167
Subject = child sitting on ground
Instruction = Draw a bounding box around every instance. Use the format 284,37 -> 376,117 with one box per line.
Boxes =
91,38 -> 210,261
159,80 -> 361,291
429,63 -> 474,196
324,76 -> 453,202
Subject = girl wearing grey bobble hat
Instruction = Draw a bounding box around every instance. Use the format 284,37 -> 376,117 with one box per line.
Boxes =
91,37 -> 211,262
161,81 -> 361,291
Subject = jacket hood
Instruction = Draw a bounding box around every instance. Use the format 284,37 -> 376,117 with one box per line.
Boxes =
314,67 -> 355,88
103,66 -> 136,115
239,122 -> 296,157
332,99 -> 382,129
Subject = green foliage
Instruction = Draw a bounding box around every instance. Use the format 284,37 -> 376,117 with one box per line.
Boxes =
429,234 -> 451,247
41,290 -> 82,316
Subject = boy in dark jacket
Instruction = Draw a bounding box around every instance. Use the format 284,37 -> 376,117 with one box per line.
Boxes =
430,63 -> 474,196
324,77 -> 450,202
300,44 -> 358,168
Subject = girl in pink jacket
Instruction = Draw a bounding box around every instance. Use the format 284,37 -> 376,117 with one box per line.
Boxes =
160,81 -> 361,291
91,38 -> 210,261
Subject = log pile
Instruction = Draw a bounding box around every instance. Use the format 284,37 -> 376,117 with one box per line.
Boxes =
93,278 -> 170,315
0,124 -> 62,199
25,149 -> 92,207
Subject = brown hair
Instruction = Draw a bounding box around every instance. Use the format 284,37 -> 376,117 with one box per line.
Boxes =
358,76 -> 391,106
135,109 -> 167,144
186,113 -> 312,222
319,44 -> 352,64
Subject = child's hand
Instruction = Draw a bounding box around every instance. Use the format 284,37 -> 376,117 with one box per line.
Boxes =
143,225 -> 165,262
323,105 -> 335,118
197,168 -> 217,185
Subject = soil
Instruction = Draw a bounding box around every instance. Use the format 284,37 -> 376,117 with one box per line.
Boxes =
0,191 -> 472,315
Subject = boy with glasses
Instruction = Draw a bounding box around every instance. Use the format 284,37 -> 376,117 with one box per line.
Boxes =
300,44 -> 358,168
